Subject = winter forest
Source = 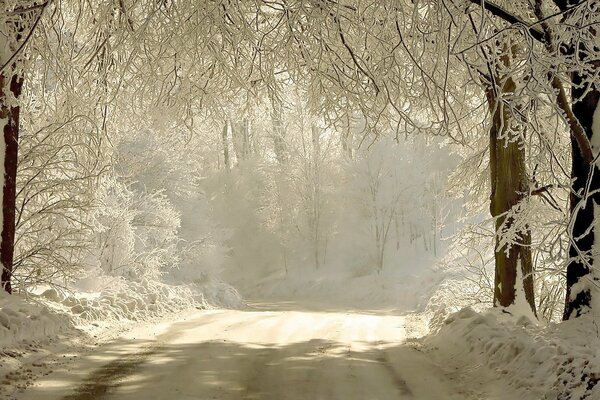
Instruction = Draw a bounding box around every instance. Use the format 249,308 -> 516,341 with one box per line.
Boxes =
0,0 -> 599,399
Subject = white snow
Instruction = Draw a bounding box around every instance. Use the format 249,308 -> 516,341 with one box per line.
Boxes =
17,302 -> 591,400
0,277 -> 244,399
0,291 -> 76,397
238,267 -> 442,314
504,259 -> 537,320
37,278 -> 243,325
427,307 -> 600,399
12,305 -> 482,400
3,282 -> 599,400
0,291 -> 73,348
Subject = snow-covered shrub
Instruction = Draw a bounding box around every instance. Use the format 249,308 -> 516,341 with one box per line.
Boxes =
39,276 -> 244,323
131,190 -> 181,276
91,178 -> 180,279
91,179 -> 137,278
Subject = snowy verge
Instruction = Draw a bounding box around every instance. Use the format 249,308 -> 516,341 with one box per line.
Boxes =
425,307 -> 600,400
38,278 -> 244,326
0,291 -> 74,348
0,278 -> 243,398
0,291 -> 78,397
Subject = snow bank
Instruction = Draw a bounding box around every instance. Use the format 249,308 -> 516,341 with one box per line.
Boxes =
424,277 -> 490,332
39,278 -> 244,324
0,291 -> 74,348
0,278 -> 243,398
0,277 -> 243,348
426,307 -> 600,399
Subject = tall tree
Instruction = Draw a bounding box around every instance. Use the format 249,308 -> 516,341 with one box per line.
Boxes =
549,0 -> 600,320
466,0 -> 599,318
0,2 -> 46,293
485,65 -> 536,313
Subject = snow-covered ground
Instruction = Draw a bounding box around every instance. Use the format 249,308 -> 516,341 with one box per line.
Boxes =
3,292 -> 600,399
10,303 -> 509,400
235,268 -> 443,314
427,307 -> 600,399
0,278 -> 244,399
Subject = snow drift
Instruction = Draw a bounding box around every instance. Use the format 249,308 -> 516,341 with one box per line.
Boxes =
426,307 -> 600,399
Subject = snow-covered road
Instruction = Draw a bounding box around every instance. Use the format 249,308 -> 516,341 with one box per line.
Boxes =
17,305 -> 472,400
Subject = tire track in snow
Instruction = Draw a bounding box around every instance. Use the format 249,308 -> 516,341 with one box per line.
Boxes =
58,312 -> 247,400
375,352 -> 413,397
61,347 -> 157,400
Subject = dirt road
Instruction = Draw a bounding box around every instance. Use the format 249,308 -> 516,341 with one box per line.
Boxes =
18,305 -> 469,400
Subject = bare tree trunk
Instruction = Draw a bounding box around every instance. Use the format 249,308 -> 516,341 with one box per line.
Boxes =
485,75 -> 536,315
0,3 -> 48,293
242,119 -> 250,156
270,93 -> 288,165
341,112 -> 353,159
546,0 -> 600,320
221,120 -> 230,171
311,125 -> 321,270
0,72 -> 22,294
563,66 -> 600,320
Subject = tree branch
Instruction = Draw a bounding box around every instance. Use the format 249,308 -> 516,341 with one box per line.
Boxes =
468,0 -> 545,42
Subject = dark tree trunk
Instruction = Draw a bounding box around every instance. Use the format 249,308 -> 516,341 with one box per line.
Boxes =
555,0 -> 600,320
485,76 -> 536,315
563,70 -> 600,320
0,73 -> 23,294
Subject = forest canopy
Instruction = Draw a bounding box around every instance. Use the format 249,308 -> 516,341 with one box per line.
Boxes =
0,0 -> 599,324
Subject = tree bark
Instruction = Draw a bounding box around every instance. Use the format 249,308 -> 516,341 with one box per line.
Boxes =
485,76 -> 536,315
563,65 -> 600,320
551,0 -> 600,320
0,72 -> 22,294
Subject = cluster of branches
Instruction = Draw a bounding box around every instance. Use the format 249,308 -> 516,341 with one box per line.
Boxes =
1,0 -> 599,324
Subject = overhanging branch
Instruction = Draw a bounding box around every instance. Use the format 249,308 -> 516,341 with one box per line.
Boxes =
468,0 -> 545,42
